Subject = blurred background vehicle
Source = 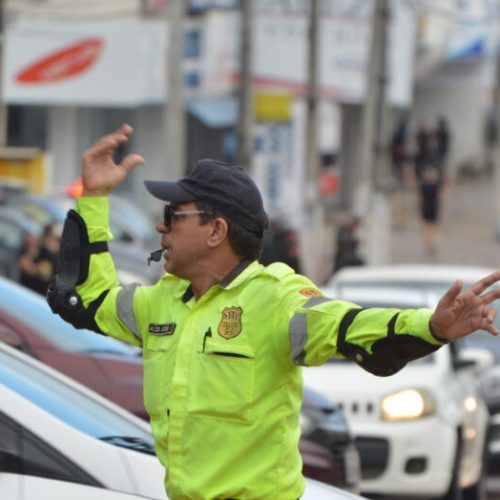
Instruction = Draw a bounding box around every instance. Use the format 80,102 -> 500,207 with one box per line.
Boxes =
0,341 -> 166,499
2,191 -> 163,285
302,387 -> 361,494
326,264 -> 500,474
305,277 -> 492,499
0,341 -> 367,500
0,275 -> 147,419
2,475 -> 166,500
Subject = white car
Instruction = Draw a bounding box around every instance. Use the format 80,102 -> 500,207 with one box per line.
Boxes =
2,474 -> 159,500
303,271 -> 493,499
1,474 -> 365,500
325,264 -> 497,301
327,264 -> 500,462
0,342 -> 366,500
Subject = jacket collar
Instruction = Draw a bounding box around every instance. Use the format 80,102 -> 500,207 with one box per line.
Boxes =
181,259 -> 257,303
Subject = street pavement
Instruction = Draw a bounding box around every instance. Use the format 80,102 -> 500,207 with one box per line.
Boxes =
389,175 -> 500,269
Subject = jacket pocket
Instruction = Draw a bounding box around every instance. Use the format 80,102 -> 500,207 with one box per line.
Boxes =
188,338 -> 255,424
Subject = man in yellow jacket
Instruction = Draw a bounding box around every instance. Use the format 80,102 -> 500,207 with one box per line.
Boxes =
48,124 -> 500,500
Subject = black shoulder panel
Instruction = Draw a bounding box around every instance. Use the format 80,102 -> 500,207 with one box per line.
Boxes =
337,309 -> 440,377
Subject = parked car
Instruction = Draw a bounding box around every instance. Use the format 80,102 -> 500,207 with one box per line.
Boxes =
327,264 -> 500,468
300,437 -> 349,488
2,474 -> 163,500
4,192 -> 163,284
0,204 -> 150,286
302,387 -> 361,493
304,281 -> 492,499
7,190 -> 159,249
0,341 -> 366,500
0,275 -> 147,419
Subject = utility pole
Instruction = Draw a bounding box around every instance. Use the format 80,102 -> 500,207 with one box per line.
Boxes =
304,0 -> 320,201
237,0 -> 253,171
301,0 -> 322,282
494,31 -> 500,240
354,0 -> 391,264
0,0 -> 7,147
165,0 -> 186,178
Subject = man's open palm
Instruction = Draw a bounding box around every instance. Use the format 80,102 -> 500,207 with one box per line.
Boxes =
430,270 -> 500,341
82,124 -> 144,196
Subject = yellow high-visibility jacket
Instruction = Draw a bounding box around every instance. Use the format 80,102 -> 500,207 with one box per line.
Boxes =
74,197 -> 444,500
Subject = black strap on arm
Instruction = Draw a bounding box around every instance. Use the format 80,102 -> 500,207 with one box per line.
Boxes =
47,209 -> 110,332
337,308 -> 440,377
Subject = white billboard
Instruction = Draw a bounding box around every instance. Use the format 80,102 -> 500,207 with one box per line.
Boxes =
4,18 -> 167,106
253,0 -> 416,106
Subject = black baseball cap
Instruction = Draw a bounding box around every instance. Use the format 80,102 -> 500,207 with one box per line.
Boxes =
144,159 -> 269,234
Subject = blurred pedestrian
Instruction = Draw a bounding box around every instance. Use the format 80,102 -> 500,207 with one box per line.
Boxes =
260,218 -> 301,273
435,116 -> 451,171
36,223 -> 61,293
17,224 -> 60,295
417,134 -> 444,256
391,113 -> 411,186
332,215 -> 365,274
390,114 -> 413,228
17,231 -> 43,294
414,124 -> 432,182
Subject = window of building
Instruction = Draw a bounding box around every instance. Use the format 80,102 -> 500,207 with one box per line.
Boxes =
184,28 -> 201,58
185,70 -> 201,88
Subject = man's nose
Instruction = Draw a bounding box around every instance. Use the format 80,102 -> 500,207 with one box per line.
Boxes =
155,221 -> 170,234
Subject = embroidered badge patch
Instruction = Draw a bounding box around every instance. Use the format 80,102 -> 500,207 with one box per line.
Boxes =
218,307 -> 243,339
148,323 -> 176,336
299,288 -> 323,298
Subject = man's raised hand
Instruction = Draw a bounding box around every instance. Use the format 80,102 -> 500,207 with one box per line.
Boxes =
82,124 -> 145,196
430,270 -> 500,342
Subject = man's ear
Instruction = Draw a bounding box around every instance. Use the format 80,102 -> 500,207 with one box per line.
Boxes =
207,217 -> 228,248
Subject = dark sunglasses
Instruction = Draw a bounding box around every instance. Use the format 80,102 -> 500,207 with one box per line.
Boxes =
163,205 -> 209,226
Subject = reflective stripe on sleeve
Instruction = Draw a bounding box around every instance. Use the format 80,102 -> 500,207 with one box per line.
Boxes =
289,296 -> 332,365
116,284 -> 142,343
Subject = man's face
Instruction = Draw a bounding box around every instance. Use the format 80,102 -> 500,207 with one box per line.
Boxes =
155,202 -> 212,279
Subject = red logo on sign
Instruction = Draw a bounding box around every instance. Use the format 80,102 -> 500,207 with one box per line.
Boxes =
16,38 -> 103,84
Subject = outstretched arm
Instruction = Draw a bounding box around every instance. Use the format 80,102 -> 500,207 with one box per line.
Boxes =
430,270 -> 500,341
82,124 -> 145,196
48,125 -> 145,345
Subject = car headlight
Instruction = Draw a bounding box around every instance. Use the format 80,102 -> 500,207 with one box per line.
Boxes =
464,395 -> 477,413
381,388 -> 436,421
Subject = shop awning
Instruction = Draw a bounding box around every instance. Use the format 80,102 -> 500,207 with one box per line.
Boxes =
187,97 -> 238,128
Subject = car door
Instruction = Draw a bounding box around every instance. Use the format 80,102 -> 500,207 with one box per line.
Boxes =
0,411 -> 101,487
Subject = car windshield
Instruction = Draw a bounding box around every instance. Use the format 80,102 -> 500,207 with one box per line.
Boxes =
109,195 -> 157,244
0,277 -> 139,357
15,195 -> 156,246
0,347 -> 154,449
